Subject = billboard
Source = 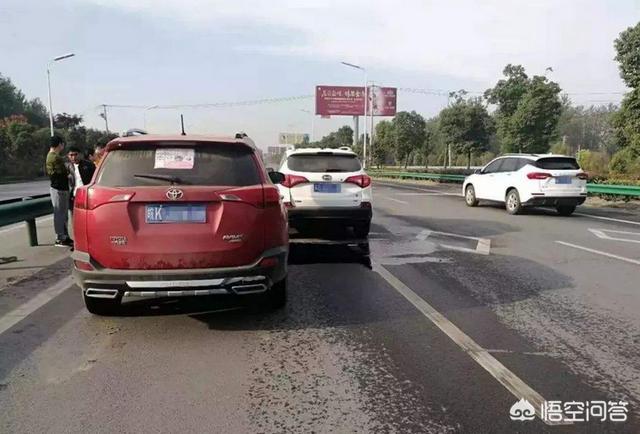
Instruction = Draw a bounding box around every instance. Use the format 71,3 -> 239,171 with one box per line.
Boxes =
315,85 -> 397,116
370,86 -> 397,117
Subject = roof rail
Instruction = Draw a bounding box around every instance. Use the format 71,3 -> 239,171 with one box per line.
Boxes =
122,128 -> 148,137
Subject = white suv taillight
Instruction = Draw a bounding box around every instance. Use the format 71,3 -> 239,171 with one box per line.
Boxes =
576,172 -> 589,180
345,174 -> 371,188
527,172 -> 553,180
282,174 -> 309,188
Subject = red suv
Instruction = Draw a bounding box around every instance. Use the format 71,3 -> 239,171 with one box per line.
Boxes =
72,134 -> 288,315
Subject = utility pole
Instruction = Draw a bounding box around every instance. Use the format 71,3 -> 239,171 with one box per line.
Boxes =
100,104 -> 109,133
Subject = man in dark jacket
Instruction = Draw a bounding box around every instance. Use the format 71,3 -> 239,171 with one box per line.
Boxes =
66,146 -> 96,210
45,135 -> 73,247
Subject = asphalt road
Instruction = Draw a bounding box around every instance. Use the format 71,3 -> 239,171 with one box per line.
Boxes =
0,179 -> 50,201
1,180 -> 639,433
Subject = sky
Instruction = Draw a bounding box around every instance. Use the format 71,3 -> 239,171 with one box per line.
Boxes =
0,0 -> 637,149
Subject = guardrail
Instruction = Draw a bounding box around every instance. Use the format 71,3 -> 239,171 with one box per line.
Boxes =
370,171 -> 640,197
0,195 -> 53,246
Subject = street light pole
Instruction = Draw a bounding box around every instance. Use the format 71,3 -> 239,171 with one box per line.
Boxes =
300,109 -> 314,142
341,61 -> 368,168
47,68 -> 54,136
46,53 -> 75,137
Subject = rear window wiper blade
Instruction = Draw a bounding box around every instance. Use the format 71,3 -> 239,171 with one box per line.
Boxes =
133,173 -> 190,184
324,169 -> 346,172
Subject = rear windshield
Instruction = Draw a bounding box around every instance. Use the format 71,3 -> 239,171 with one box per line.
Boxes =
97,144 -> 261,187
287,153 -> 361,173
535,157 -> 580,170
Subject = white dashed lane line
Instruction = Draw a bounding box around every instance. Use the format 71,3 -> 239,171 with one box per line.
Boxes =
373,263 -> 568,426
378,195 -> 409,205
556,241 -> 640,266
0,276 -> 75,336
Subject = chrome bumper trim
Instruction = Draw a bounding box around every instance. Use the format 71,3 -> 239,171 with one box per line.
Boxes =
124,288 -> 229,298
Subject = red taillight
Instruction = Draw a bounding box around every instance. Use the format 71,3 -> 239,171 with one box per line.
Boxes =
577,172 -> 589,180
74,260 -> 94,271
345,174 -> 372,188
263,186 -> 281,208
527,172 -> 553,180
281,174 -> 309,188
74,187 -> 88,209
283,202 -> 294,209
259,257 -> 279,268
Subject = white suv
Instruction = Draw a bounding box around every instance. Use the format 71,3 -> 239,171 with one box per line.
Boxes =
463,154 -> 588,215
277,147 -> 373,237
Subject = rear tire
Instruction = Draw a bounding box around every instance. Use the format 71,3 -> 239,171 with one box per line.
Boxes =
84,294 -> 120,316
505,189 -> 523,215
353,221 -> 371,238
465,185 -> 479,207
268,278 -> 287,309
556,205 -> 576,216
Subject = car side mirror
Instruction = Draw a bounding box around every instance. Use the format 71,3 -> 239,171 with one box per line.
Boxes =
268,171 -> 285,184
475,168 -> 483,174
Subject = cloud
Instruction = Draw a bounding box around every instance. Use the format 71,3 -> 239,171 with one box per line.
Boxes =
79,0 -> 635,94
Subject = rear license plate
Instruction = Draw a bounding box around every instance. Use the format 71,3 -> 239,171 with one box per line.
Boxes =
314,183 -> 341,193
145,204 -> 206,223
555,176 -> 572,185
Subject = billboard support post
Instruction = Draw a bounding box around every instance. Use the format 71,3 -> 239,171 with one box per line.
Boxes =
363,74 -> 368,169
353,115 -> 359,151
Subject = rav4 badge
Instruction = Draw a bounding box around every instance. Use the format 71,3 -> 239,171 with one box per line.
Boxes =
222,234 -> 244,243
110,236 -> 127,246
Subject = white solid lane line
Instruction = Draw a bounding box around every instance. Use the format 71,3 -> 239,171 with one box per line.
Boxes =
575,213 -> 640,227
379,195 -> 409,205
556,241 -> 640,266
372,263 -> 567,426
0,275 -> 74,336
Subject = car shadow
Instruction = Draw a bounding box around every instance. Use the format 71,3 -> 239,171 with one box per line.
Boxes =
110,225 -> 372,319
475,202 -> 574,217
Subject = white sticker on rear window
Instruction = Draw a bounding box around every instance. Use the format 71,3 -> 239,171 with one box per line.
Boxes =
154,148 -> 195,169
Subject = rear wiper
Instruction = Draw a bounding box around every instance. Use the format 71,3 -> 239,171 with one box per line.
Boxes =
133,173 -> 190,184
324,169 -> 345,173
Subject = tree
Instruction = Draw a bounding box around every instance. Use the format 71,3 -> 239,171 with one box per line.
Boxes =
373,120 -> 394,167
485,64 -> 562,153
422,118 -> 439,168
557,98 -> 619,155
0,74 -> 49,127
439,96 -> 494,168
24,98 -> 49,127
54,113 -> 83,130
0,74 -> 26,119
307,125 -> 353,149
612,22 -> 640,155
392,111 -> 426,168
335,125 -> 353,147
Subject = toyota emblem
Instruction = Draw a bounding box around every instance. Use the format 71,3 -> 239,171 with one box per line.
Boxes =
322,174 -> 332,181
166,188 -> 184,200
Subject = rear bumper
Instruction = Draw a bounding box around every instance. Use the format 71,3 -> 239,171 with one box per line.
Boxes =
523,195 -> 587,207
287,206 -> 372,223
72,246 -> 287,303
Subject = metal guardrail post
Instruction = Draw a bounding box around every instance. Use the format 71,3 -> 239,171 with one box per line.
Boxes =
22,197 -> 39,246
